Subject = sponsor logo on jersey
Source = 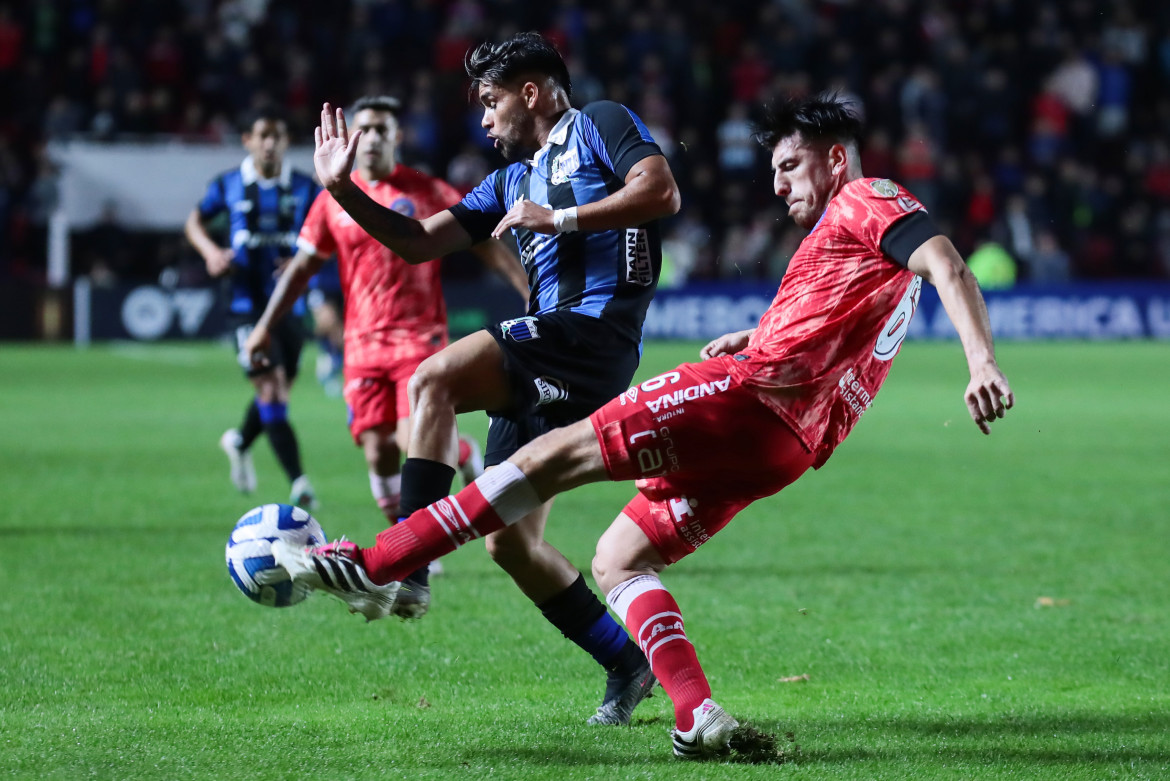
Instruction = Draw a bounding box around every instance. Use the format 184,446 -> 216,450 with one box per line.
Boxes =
232,201 -> 254,213
500,316 -> 540,342
549,147 -> 580,185
390,197 -> 416,217
534,375 -> 569,405
668,495 -> 711,550
625,228 -> 653,286
643,375 -> 731,414
231,229 -> 297,250
870,179 -> 899,197
628,426 -> 679,476
838,367 -> 874,417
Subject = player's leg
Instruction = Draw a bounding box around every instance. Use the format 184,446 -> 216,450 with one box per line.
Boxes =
393,330 -> 512,591
484,495 -> 654,725
272,417 -> 605,619
220,323 -> 263,493
594,508 -> 737,758
360,424 -> 400,520
256,317 -> 316,508
346,372 -> 405,522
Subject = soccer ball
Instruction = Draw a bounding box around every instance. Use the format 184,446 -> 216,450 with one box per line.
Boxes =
225,504 -> 328,608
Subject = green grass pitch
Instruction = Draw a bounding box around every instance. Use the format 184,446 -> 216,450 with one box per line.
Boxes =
1,338 -> 1168,779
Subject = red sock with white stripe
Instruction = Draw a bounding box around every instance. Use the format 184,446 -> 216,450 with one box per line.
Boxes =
359,462 -> 541,585
607,574 -> 712,732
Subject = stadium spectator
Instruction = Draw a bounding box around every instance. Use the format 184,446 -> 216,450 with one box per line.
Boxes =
3,1 -> 1169,286
272,93 -> 1014,761
183,108 -> 321,509
242,93 -> 526,559
307,32 -> 681,727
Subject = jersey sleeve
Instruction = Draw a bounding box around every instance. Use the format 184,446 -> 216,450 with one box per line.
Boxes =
197,175 -> 227,218
840,179 -> 932,259
449,168 -> 507,243
297,189 -> 337,257
577,101 -> 664,180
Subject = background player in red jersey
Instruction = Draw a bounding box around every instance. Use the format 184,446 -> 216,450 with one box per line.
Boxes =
275,92 -> 1015,759
245,96 -> 527,593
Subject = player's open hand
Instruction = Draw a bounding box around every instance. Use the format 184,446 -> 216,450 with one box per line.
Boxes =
314,103 -> 361,192
965,363 -> 1014,435
492,196 -> 555,239
700,329 -> 755,359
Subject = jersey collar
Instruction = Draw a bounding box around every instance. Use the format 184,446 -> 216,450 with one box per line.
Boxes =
528,108 -> 579,168
241,156 -> 291,187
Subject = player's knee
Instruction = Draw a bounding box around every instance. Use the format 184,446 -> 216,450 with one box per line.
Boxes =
484,528 -> 537,571
408,356 -> 456,409
591,551 -> 621,595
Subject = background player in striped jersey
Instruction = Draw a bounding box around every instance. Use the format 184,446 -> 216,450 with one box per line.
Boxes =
308,33 -> 681,725
243,95 -> 528,574
274,93 -> 1015,759
184,108 -> 322,509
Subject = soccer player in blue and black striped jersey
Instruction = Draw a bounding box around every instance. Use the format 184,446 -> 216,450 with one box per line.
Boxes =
184,108 -> 322,509
310,32 -> 681,725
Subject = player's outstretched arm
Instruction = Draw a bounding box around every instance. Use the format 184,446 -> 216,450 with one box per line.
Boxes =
314,103 -> 474,263
908,235 -> 1014,434
700,328 -> 755,360
471,238 -> 531,303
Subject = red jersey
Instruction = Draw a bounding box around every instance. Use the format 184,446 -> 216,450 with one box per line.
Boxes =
297,167 -> 463,372
731,177 -> 925,466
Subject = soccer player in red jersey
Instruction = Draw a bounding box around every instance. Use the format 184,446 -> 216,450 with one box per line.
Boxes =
275,94 -> 1014,758
245,96 -> 527,601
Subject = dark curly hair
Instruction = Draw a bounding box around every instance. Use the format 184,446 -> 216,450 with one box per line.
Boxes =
465,32 -> 572,98
753,93 -> 863,149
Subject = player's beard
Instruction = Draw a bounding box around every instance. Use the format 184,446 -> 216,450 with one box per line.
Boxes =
494,136 -> 527,163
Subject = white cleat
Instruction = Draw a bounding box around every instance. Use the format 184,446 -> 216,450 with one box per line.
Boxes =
219,428 -> 257,493
270,538 -> 400,621
457,435 -> 485,486
671,699 -> 739,759
290,475 -> 320,511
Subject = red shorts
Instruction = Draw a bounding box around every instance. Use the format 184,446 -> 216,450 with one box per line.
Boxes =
343,350 -> 441,444
590,355 -> 816,564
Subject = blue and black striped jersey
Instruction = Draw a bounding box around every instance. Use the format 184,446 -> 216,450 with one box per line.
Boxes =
197,157 -> 319,316
449,101 -> 665,344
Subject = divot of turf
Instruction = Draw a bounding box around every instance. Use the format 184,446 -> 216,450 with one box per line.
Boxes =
727,723 -> 798,764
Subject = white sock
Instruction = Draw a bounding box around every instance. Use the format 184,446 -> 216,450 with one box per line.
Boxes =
369,472 -> 401,502
473,462 -> 542,526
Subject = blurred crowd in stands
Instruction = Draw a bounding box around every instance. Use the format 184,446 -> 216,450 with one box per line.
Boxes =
2,0 -> 1169,287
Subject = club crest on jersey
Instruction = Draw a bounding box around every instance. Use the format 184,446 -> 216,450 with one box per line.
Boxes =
390,197 -> 416,217
550,147 -> 580,185
534,376 -> 569,405
500,316 -> 540,342
869,179 -> 899,198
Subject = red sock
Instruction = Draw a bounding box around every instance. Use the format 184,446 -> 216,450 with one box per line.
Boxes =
359,482 -> 506,584
611,576 -> 711,731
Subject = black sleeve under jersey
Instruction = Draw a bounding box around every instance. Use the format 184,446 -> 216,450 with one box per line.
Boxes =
880,210 -> 942,267
448,168 -> 509,243
579,101 -> 664,180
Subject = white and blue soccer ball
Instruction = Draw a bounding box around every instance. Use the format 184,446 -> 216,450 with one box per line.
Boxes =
226,504 -> 328,608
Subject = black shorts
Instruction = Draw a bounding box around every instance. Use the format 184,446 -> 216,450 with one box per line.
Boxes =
483,311 -> 641,466
229,314 -> 306,380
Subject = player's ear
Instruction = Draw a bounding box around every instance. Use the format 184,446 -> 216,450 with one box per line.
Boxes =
522,80 -> 540,109
828,143 -> 848,175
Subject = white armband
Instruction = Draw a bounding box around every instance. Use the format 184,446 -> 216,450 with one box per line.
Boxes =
552,206 -> 579,234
